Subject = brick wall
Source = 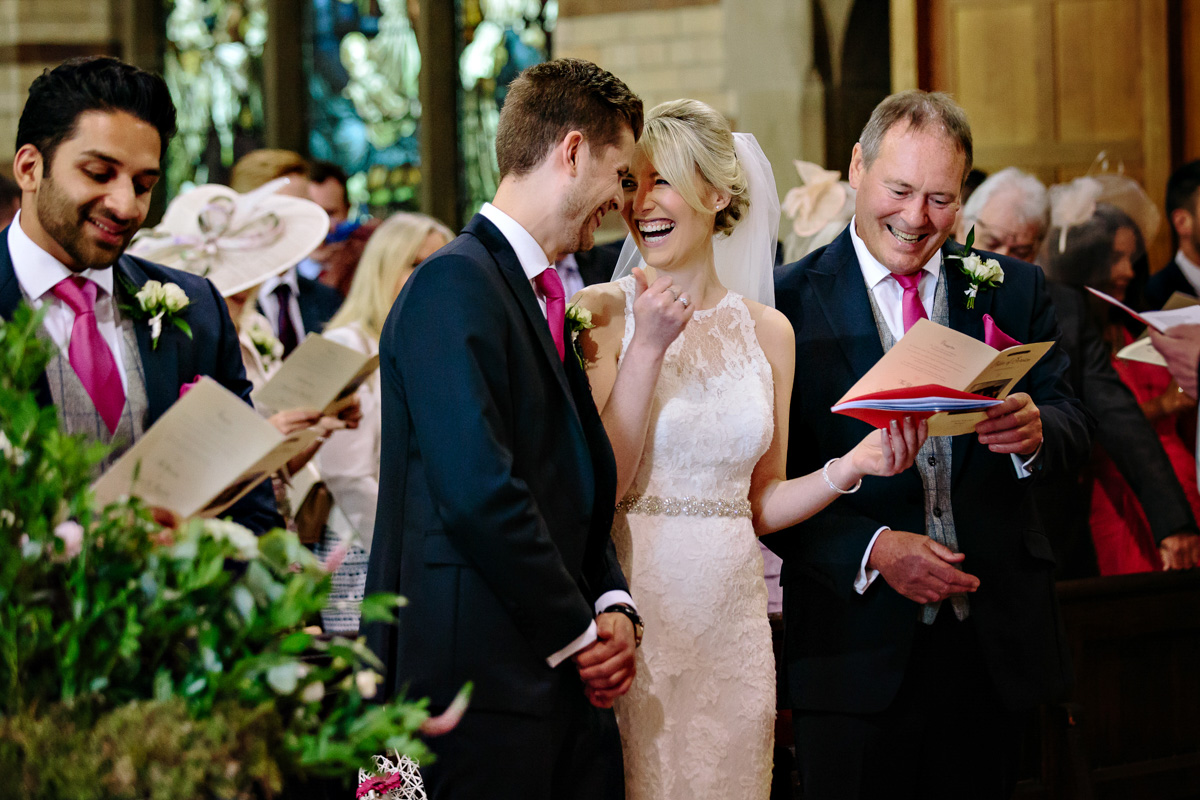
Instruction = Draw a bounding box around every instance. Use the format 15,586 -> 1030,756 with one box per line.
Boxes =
555,0 -> 821,243
0,0 -> 118,165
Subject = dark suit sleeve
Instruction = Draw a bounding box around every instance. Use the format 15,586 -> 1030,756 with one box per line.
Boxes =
390,258 -> 595,659
1059,288 -> 1199,542
205,277 -> 285,534
1019,264 -> 1094,483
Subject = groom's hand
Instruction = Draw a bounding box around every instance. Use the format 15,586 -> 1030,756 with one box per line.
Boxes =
867,529 -> 980,604
574,612 -> 637,708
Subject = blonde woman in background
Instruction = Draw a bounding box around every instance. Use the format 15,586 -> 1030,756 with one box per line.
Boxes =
318,212 -> 453,633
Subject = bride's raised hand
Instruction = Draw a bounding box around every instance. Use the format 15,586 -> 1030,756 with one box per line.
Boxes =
629,266 -> 694,356
847,416 -> 928,478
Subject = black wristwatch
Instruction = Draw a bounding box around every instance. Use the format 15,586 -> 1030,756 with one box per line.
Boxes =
602,603 -> 644,648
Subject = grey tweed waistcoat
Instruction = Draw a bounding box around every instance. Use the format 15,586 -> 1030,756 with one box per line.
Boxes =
864,270 -> 968,623
45,315 -> 149,475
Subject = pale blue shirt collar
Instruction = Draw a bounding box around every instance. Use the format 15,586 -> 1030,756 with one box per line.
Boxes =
1175,249 -> 1200,296
9,209 -> 116,302
848,214 -> 942,291
480,202 -> 551,281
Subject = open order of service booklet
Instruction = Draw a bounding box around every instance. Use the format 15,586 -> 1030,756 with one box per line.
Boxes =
831,318 -> 1054,436
252,333 -> 380,417
1099,290 -> 1200,367
91,378 -> 322,522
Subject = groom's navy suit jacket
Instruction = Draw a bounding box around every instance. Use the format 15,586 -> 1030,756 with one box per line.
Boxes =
0,226 -> 283,534
764,229 -> 1092,715
365,214 -> 626,716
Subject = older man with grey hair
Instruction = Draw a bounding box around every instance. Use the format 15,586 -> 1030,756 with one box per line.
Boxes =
964,168 -> 1200,573
770,94 -> 1092,800
956,166 -> 1048,262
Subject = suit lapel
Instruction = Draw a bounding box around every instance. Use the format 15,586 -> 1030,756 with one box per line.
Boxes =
943,241 -> 992,481
0,226 -> 22,319
809,230 -> 886,381
115,256 -> 180,423
465,215 -> 578,410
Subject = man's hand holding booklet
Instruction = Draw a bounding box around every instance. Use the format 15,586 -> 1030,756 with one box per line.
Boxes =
831,318 -> 1054,436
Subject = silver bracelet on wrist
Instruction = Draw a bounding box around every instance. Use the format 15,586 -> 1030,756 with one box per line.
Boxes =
822,457 -> 862,494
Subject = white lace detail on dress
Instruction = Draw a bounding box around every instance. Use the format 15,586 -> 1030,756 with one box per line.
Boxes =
612,274 -> 777,800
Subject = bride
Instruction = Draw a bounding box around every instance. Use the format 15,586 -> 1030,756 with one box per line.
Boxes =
572,99 -> 927,799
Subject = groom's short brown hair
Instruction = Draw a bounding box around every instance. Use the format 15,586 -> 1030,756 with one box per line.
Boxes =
496,58 -> 643,179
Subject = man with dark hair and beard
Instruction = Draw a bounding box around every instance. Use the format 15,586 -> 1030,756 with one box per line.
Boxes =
0,56 -> 281,534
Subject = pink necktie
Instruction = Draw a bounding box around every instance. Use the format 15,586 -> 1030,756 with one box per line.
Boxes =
894,271 -> 928,333
535,267 -> 566,361
52,276 -> 125,434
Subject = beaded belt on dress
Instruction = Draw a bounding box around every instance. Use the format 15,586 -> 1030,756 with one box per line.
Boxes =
615,493 -> 752,518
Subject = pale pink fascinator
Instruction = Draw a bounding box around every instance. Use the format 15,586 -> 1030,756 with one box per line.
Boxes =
1049,159 -> 1161,253
783,161 -> 849,237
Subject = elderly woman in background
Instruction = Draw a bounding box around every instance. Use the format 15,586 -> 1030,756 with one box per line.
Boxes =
317,212 -> 453,632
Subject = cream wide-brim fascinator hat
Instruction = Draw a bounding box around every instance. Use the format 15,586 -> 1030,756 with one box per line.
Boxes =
128,177 -> 330,296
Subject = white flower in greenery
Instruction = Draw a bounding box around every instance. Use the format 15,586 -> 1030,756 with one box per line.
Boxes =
0,430 -> 25,466
200,518 -> 259,560
961,253 -> 1004,285
136,280 -> 166,311
300,680 -> 326,704
162,282 -> 190,312
124,278 -> 192,349
565,302 -> 596,370
949,227 -> 1005,310
355,669 -> 382,699
247,320 -> 284,367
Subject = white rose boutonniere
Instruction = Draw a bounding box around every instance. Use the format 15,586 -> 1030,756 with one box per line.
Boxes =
247,318 -> 284,369
947,227 -> 1004,310
565,302 -> 596,371
120,276 -> 194,349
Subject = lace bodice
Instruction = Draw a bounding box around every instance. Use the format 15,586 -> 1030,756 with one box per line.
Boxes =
616,275 -> 775,502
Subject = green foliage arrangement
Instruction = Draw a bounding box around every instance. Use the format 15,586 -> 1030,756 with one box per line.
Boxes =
0,303 -> 434,799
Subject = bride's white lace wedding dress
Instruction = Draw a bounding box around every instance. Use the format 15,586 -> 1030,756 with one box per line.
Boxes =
611,275 -> 776,800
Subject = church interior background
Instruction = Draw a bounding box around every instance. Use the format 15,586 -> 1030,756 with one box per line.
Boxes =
5,1 -> 1200,796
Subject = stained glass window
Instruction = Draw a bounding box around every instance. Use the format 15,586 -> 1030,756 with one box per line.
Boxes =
162,0 -> 268,199
458,0 -> 557,219
306,0 -> 422,214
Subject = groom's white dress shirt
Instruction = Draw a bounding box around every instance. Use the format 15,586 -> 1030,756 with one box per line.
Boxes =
848,217 -> 1038,593
480,203 -> 636,667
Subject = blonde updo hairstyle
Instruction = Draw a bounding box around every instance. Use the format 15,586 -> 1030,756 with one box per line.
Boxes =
639,99 -> 748,237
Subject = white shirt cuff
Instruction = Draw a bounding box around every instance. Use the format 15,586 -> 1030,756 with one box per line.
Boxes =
593,590 -> 637,616
545,591 -> 637,668
855,526 -> 889,594
1011,444 -> 1042,478
546,620 -> 597,668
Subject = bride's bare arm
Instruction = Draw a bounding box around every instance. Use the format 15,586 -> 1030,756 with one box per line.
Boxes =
574,268 -> 693,502
747,304 -> 926,536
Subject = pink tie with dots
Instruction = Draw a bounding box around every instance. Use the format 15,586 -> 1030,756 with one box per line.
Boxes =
535,267 -> 566,361
893,271 -> 928,333
52,276 -> 125,433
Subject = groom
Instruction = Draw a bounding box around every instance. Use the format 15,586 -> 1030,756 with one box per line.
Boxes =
767,91 -> 1092,798
365,59 -> 642,799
